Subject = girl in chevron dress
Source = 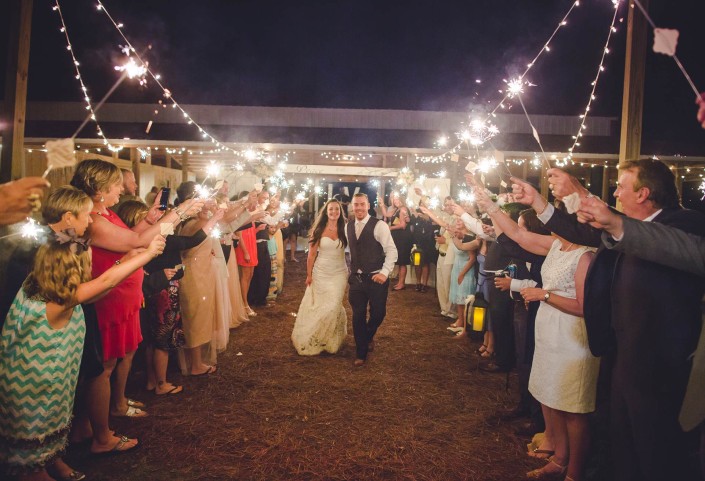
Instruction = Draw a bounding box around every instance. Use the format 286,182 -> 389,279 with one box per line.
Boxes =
0,230 -> 165,479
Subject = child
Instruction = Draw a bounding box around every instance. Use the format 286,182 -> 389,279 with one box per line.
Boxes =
0,226 -> 165,480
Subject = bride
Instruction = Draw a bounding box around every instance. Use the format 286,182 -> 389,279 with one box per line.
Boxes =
292,199 -> 349,355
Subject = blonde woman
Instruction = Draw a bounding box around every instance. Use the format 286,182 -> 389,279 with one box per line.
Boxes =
378,192 -> 412,290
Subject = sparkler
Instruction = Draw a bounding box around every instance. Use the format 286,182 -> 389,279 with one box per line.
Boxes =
210,226 -> 222,239
699,179 -> 705,200
0,218 -> 45,242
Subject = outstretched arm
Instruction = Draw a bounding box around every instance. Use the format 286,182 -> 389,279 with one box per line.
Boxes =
77,235 -> 166,305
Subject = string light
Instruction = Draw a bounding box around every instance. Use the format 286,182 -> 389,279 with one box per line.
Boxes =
564,0 -> 622,163
51,1 -> 122,151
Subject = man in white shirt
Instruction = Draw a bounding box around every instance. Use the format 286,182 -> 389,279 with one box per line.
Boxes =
346,193 -> 398,366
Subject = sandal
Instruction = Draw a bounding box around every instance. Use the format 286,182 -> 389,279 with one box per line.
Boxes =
192,365 -> 217,377
127,398 -> 145,409
91,435 -> 139,456
392,285 -> 406,291
481,349 -> 495,358
528,448 -> 555,459
112,405 -> 148,418
420,285 -> 428,292
447,326 -> 464,333
526,456 -> 567,480
477,344 -> 488,354
155,384 -> 183,395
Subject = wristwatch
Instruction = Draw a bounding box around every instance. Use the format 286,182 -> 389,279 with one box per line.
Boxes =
543,292 -> 550,302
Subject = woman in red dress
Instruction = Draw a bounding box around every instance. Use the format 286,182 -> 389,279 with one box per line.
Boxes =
70,159 -> 201,454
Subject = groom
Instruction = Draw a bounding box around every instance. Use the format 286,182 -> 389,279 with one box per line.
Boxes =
347,193 -> 398,366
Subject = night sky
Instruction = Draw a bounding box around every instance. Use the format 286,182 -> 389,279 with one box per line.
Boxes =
1,0 -> 704,154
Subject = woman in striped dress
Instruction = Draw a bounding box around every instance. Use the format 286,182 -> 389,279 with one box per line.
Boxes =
0,226 -> 165,480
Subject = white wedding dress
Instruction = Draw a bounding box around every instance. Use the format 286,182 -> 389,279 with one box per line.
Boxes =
291,237 -> 349,355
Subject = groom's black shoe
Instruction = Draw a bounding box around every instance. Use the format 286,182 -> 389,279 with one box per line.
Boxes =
353,358 -> 365,367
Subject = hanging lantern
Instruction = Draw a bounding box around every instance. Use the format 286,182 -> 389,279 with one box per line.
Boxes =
464,292 -> 489,332
410,244 -> 424,266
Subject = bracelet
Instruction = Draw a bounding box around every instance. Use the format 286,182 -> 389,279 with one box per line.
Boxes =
114,259 -> 121,265
535,199 -> 549,216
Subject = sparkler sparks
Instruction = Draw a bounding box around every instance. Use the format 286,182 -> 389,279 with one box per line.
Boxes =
20,218 -> 43,240
506,78 -> 525,98
457,119 -> 500,147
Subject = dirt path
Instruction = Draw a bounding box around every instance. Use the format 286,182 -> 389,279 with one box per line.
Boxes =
69,260 -> 541,480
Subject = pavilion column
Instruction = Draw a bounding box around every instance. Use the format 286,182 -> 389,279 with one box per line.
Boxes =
601,164 -> 610,201
130,148 -> 141,196
182,151 -> 189,183
1,0 -> 33,182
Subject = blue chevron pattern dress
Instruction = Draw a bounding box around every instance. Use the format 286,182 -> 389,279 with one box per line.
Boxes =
0,289 -> 85,474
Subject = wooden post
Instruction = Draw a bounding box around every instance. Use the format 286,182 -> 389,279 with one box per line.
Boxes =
540,162 -> 549,198
130,148 -> 140,196
182,151 -> 189,183
1,0 -> 33,182
601,165 -> 610,201
618,0 -> 649,163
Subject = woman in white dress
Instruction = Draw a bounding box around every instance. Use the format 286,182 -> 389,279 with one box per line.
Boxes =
476,189 -> 598,481
291,200 -> 349,355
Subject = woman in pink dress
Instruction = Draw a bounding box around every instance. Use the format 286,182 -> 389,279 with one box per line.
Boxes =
70,159 -> 201,454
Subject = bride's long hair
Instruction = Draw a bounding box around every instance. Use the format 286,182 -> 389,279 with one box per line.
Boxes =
308,199 -> 348,249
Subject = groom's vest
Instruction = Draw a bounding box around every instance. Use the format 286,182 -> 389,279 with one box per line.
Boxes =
348,217 -> 385,274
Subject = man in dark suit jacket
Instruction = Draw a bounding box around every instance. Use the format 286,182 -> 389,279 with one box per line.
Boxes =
511,160 -> 705,481
579,198 -> 705,479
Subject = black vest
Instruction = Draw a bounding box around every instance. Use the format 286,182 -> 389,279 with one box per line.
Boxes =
348,217 -> 385,273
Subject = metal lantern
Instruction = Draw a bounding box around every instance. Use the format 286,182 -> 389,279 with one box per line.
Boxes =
464,292 -> 489,332
410,244 -> 424,266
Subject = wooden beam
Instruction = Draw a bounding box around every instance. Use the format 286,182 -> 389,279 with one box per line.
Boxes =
1,0 -> 33,182
182,151 -> 189,183
601,165 -> 610,201
130,148 -> 140,196
618,0 -> 649,162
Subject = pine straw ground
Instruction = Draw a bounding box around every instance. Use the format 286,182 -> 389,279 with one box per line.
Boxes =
66,260 -> 544,481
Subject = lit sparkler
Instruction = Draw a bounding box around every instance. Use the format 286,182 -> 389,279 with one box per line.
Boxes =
21,218 -> 42,240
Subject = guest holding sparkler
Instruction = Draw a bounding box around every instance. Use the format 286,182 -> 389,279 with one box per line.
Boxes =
0,177 -> 50,225
69,159 -> 201,452
378,192 -> 412,290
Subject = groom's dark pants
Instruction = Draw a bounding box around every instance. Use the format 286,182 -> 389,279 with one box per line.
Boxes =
348,273 -> 389,360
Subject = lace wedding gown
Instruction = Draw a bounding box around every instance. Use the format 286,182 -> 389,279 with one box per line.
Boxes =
292,237 -> 348,355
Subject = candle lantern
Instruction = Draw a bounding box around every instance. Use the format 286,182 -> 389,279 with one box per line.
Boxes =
464,292 -> 489,332
410,244 -> 424,266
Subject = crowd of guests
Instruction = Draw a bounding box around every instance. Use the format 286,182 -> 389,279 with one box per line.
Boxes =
0,98 -> 704,480
0,159 -> 302,481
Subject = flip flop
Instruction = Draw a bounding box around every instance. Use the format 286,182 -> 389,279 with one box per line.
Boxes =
127,398 -> 145,409
528,448 -> 555,460
91,435 -> 139,456
192,365 -> 217,377
156,385 -> 183,396
112,406 -> 148,418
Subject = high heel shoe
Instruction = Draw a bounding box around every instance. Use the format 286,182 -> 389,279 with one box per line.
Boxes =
525,457 -> 567,480
481,349 -> 495,358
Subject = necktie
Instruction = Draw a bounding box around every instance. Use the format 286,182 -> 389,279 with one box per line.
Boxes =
355,221 -> 364,239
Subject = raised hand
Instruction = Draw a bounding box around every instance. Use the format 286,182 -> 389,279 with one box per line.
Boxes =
472,186 -> 494,212
510,176 -> 539,206
0,177 -> 50,225
451,204 -> 466,217
577,196 -> 623,236
697,93 -> 705,129
181,198 -> 205,218
147,234 -> 167,257
547,168 -> 588,200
